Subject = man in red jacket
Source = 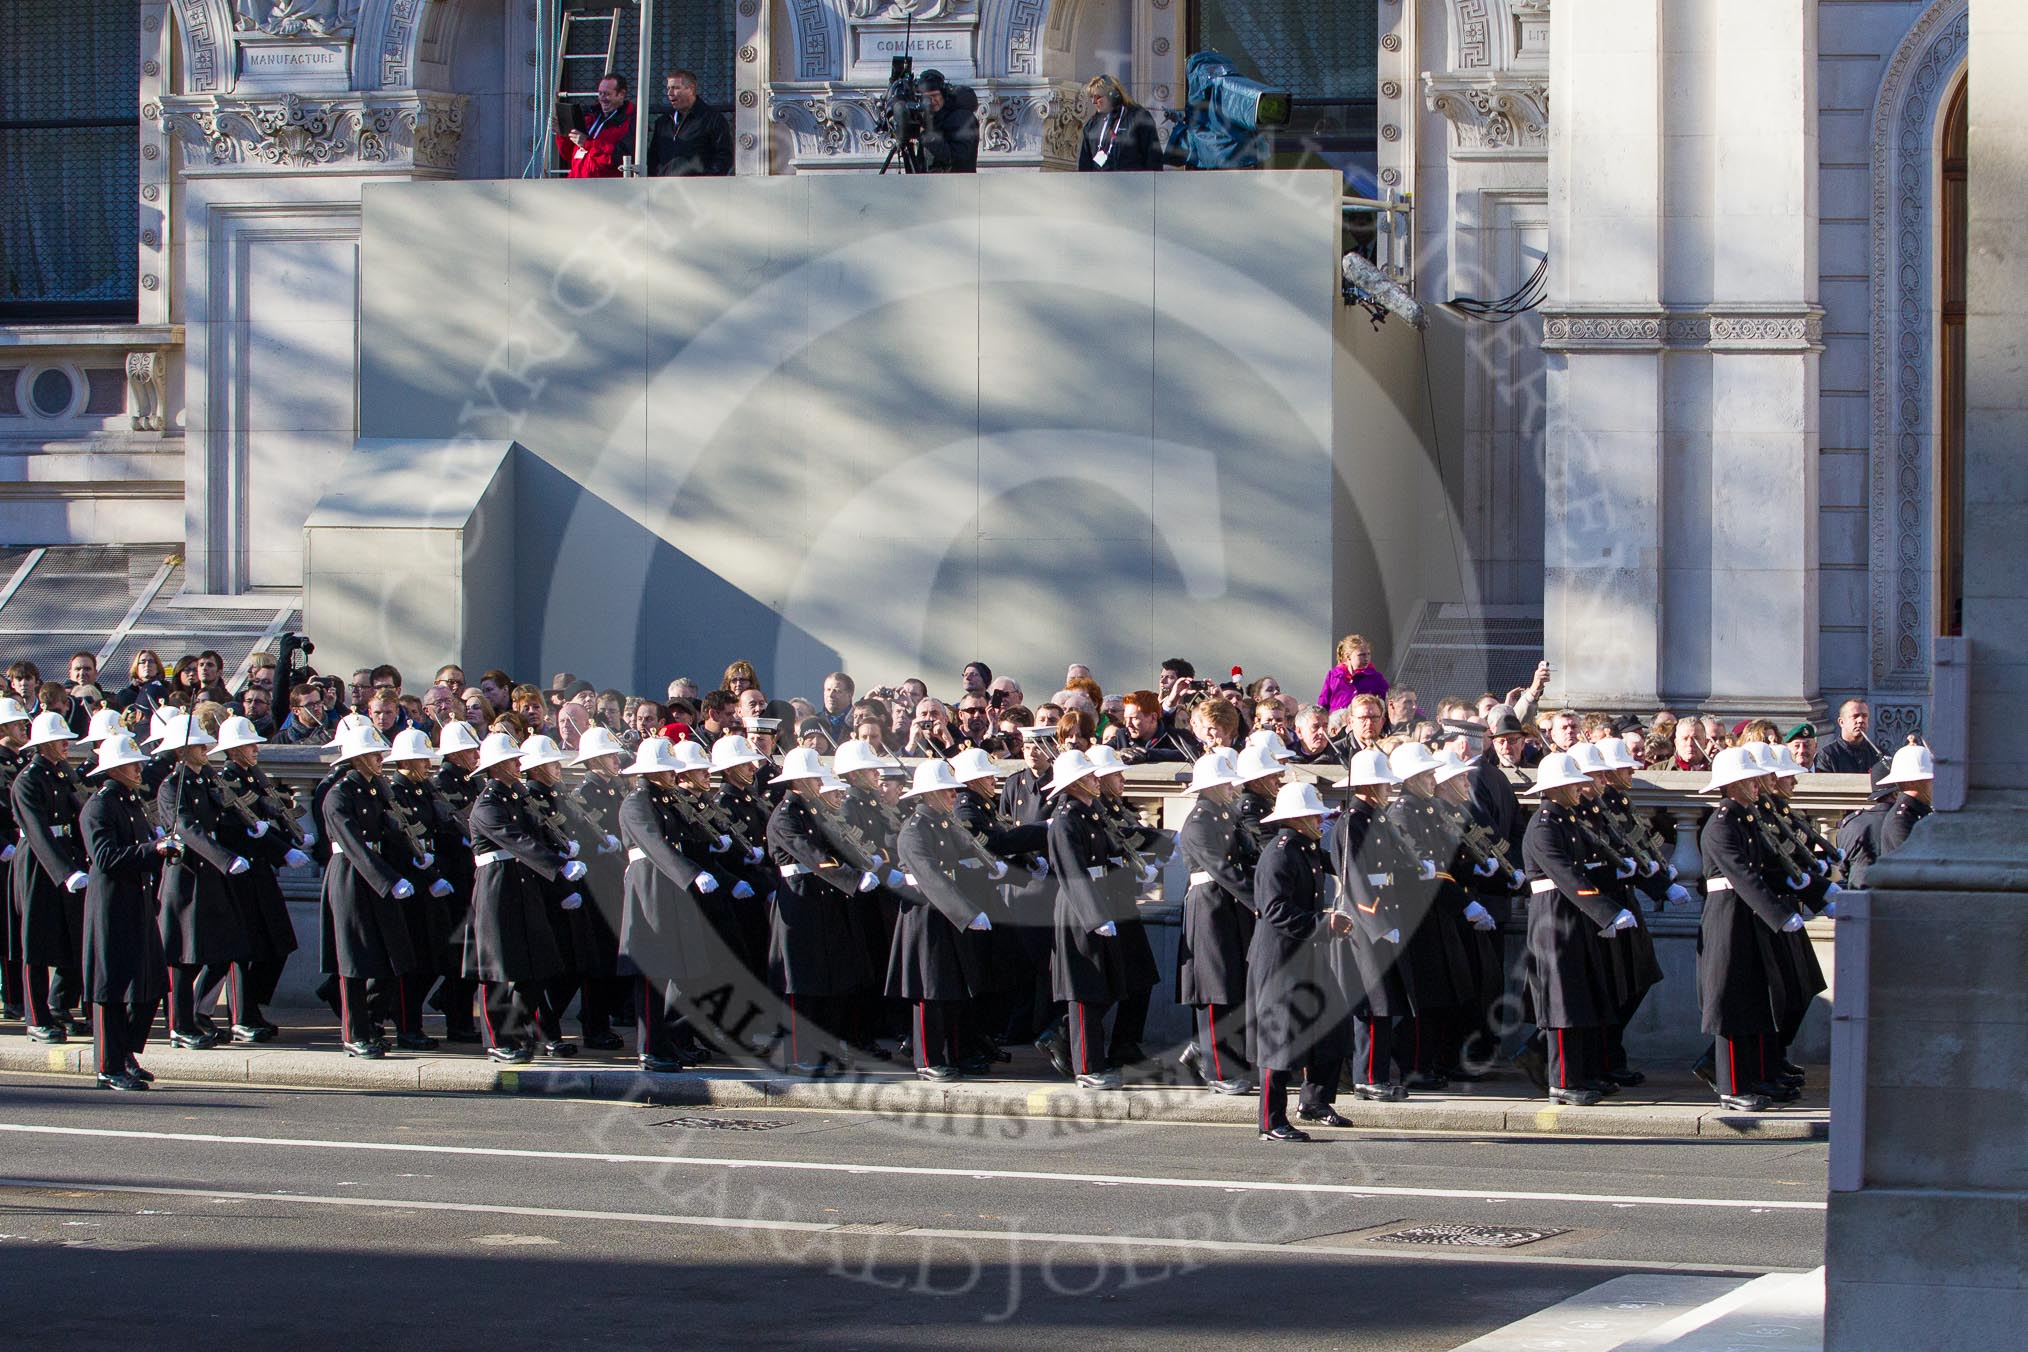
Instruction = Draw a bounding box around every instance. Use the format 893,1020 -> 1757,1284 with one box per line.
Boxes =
556,73 -> 635,178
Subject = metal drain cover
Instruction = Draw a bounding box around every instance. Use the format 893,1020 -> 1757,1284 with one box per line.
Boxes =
649,1116 -> 788,1131
1370,1223 -> 1569,1249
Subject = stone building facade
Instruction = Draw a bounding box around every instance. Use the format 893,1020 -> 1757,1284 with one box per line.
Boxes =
0,0 -> 1976,737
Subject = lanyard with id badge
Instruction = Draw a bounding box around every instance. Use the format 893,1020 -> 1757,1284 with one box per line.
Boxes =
1091,108 -> 1124,168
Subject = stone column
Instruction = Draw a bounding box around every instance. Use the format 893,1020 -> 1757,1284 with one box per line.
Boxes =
1540,0 -> 1667,709
1824,3 -> 2028,1340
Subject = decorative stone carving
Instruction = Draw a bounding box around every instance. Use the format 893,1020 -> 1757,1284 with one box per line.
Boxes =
126,351 -> 169,433
1541,306 -> 1823,354
161,90 -> 467,171
1424,74 -> 1548,157
769,79 -> 1080,170
232,0 -> 358,38
1869,0 -> 1968,691
847,0 -> 969,19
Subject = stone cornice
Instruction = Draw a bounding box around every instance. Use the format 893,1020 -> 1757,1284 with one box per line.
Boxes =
1539,305 -> 1825,354
1423,71 -> 1549,159
160,89 -> 465,173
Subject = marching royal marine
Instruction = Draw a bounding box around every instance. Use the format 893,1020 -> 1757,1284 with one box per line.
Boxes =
1248,780 -> 1358,1141
319,723 -> 421,1058
78,732 -> 173,1090
429,721 -> 485,1041
1044,749 -> 1159,1089
1378,743 -> 1480,1089
0,696 -> 31,1021
1697,747 -> 1818,1112
617,737 -> 742,1072
382,728 -> 461,1049
155,714 -> 255,1049
1520,752 -> 1644,1105
465,733 -> 580,1063
1175,749 -> 1259,1095
14,711 -> 93,1040
764,746 -> 877,1073
1566,742 -> 1667,1087
710,734 -> 779,979
205,715 -> 309,1042
1427,747 -> 1524,1075
566,729 -> 633,1051
889,760 -> 998,1080
1333,748 -> 1430,1101
946,746 -> 1048,1065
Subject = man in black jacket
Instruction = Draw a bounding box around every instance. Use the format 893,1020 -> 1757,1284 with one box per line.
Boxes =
647,70 -> 733,178
920,70 -> 979,173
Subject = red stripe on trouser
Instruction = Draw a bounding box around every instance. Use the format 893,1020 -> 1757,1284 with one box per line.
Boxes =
1074,1004 -> 1087,1075
95,1006 -> 106,1074
789,995 -> 799,1063
1259,1068 -> 1272,1131
1367,1023 -> 1377,1084
338,978 -> 351,1042
165,966 -> 178,1029
1209,1007 -> 1223,1080
1728,1039 -> 1738,1095
230,966 -> 242,1027
480,990 -> 497,1048
1556,1029 -> 1566,1089
641,979 -> 651,1053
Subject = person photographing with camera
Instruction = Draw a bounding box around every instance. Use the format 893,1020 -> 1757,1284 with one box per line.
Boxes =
918,70 -> 979,173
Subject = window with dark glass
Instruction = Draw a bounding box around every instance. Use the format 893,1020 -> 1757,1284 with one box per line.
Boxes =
0,1 -> 139,321
1189,0 -> 1379,191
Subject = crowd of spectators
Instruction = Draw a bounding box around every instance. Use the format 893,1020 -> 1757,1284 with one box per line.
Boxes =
16,629 -> 1888,782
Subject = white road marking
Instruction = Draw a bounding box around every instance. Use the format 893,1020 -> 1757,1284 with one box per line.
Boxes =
0,1178 -> 1793,1276
0,1121 -> 1825,1213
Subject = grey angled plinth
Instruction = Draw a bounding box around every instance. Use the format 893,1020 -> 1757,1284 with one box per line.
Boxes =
1825,806 -> 2028,1345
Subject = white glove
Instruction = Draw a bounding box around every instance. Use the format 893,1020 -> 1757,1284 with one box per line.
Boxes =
1640,858 -> 1660,877
1786,873 -> 1811,891
886,869 -> 906,890
560,892 -> 583,910
1823,901 -> 1837,918
430,878 -> 455,898
745,846 -> 765,865
600,834 -> 621,854
1813,859 -> 1830,876
968,912 -> 993,932
1665,883 -> 1693,906
1417,859 -> 1439,881
1508,868 -> 1525,890
857,870 -> 879,893
565,839 -> 580,859
1474,857 -> 1498,878
1823,882 -> 1843,898
0,844 -> 13,861
391,878 -> 415,900
561,859 -> 588,882
1462,900 -> 1493,927
731,880 -> 753,900
1781,912 -> 1805,932
711,834 -> 732,854
988,859 -> 1008,881
284,848 -> 310,869
1614,859 -> 1637,880
227,856 -> 250,875
417,851 -> 435,870
1093,920 -> 1118,937
64,870 -> 88,893
301,827 -> 318,847
1137,863 -> 1159,890
1666,864 -> 1679,881
1613,908 -> 1639,933
868,853 -> 886,872
249,820 -> 270,839
694,871 -> 719,894
1032,857 -> 1049,879
1380,927 -> 1401,944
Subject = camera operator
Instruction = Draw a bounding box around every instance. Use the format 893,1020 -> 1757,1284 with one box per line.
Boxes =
918,70 -> 979,174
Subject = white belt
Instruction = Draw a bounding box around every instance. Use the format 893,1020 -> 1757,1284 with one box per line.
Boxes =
958,859 -> 982,870
903,873 -> 920,886
1086,865 -> 1105,880
1705,877 -> 1733,893
330,843 -> 345,859
627,847 -> 648,864
50,825 -> 70,838
1188,869 -> 1215,886
1529,878 -> 1558,894
1366,872 -> 1393,889
779,863 -> 808,878
473,849 -> 509,868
